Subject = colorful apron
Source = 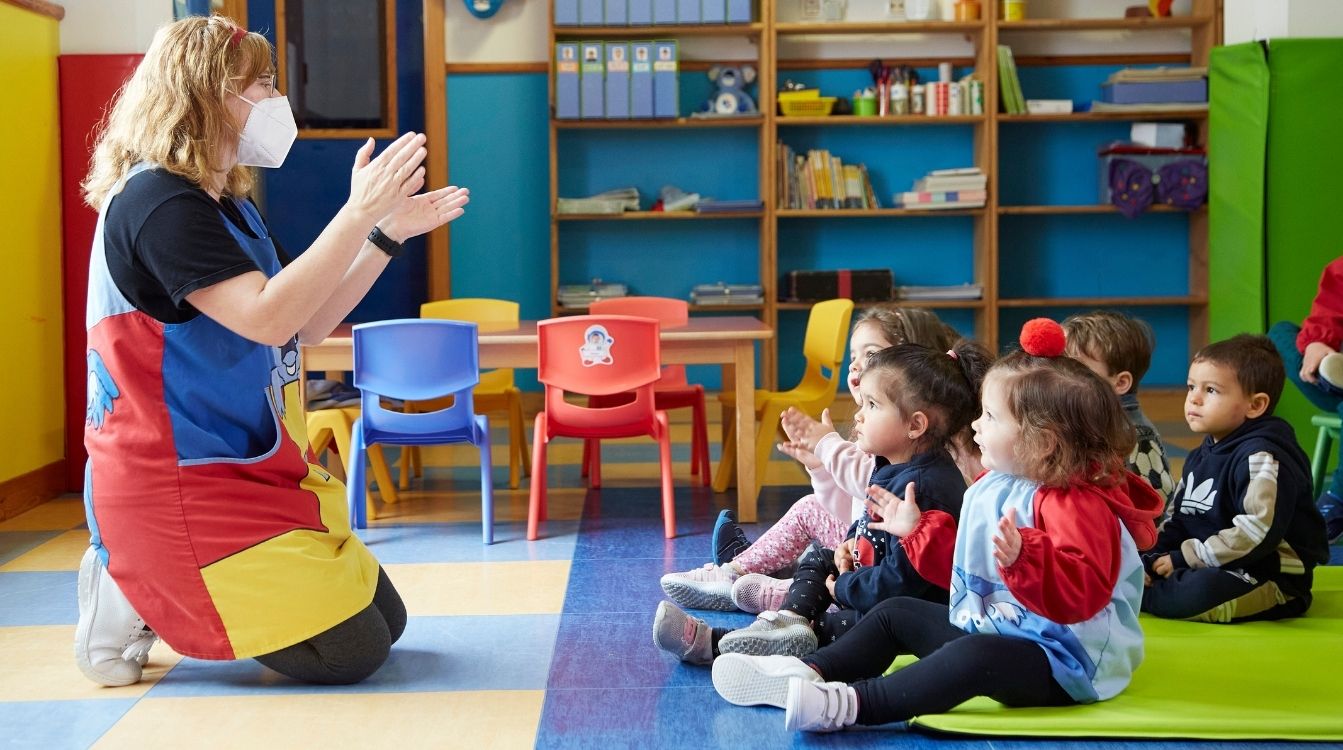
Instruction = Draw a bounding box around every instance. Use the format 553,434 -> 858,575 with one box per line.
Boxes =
84,165 -> 379,660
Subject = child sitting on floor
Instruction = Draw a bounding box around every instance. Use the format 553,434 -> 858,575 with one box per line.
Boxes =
708,319 -> 1163,732
1062,310 -> 1175,512
1143,334 -> 1329,622
659,307 -> 959,613
655,340 -> 989,664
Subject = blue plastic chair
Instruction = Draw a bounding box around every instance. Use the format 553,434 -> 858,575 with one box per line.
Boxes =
347,319 -> 495,543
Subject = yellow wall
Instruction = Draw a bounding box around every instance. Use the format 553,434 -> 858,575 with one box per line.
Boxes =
0,4 -> 65,482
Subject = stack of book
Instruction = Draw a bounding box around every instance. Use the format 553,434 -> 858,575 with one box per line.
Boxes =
777,142 -> 879,210
997,45 -> 1026,115
892,168 -> 987,210
895,283 -> 984,301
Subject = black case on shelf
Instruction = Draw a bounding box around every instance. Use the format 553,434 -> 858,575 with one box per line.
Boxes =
781,269 -> 893,303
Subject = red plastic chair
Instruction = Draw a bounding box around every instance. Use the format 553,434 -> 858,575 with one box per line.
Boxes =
582,297 -> 709,488
529,315 -> 676,540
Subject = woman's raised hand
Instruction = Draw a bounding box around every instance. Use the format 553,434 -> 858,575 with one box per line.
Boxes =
380,186 -> 471,242
348,133 -> 428,222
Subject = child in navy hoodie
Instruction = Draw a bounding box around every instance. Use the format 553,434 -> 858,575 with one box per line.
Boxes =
1143,334 -> 1329,622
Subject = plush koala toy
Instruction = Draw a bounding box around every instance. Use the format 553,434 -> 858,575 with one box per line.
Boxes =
699,65 -> 758,115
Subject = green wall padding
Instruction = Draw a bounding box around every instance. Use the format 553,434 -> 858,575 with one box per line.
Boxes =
1264,39 -> 1343,447
1208,42 -> 1269,342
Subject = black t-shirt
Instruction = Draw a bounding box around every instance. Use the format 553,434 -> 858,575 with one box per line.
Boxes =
103,169 -> 290,324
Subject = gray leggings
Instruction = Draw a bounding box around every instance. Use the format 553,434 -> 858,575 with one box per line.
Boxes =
254,567 -> 407,684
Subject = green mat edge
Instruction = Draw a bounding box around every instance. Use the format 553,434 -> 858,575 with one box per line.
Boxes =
905,567 -> 1343,741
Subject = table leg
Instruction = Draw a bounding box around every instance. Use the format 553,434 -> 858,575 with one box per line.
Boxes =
733,340 -> 758,522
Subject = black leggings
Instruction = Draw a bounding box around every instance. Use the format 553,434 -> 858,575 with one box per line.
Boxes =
254,567 -> 407,685
802,597 -> 1075,725
1142,566 -> 1312,622
782,543 -> 840,622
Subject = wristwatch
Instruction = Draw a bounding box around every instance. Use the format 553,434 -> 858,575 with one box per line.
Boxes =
367,226 -> 404,258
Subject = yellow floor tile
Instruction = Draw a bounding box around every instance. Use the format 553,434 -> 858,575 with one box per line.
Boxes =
384,561 -> 569,616
0,529 -> 89,572
0,497 -> 86,532
93,691 -> 543,750
0,625 -> 182,702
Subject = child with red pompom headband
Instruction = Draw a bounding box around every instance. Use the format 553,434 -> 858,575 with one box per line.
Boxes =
710,319 -> 1165,733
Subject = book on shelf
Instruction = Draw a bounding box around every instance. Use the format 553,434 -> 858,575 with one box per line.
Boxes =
1088,100 -> 1209,113
557,187 -> 640,214
777,142 -> 880,210
695,199 -> 764,213
1026,99 -> 1074,114
914,167 -> 986,193
892,189 -> 987,209
895,283 -> 983,301
997,45 -> 1025,115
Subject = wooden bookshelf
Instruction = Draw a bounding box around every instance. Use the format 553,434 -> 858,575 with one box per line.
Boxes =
779,299 -> 986,311
554,23 -> 764,38
556,211 -> 764,221
997,109 -> 1207,122
777,208 -> 986,218
776,115 -> 986,126
554,116 -> 764,129
996,16 -> 1215,32
774,20 -> 986,35
998,295 -> 1209,309
998,205 -> 1201,215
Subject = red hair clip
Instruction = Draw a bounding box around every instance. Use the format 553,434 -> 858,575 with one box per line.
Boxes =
1020,318 -> 1066,358
229,26 -> 247,47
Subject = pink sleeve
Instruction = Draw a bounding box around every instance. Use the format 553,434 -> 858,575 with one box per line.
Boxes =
805,464 -> 858,524
814,432 -> 876,503
1298,258 -> 1343,352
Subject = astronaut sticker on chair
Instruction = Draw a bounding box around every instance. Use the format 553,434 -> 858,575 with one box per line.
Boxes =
580,325 -> 615,367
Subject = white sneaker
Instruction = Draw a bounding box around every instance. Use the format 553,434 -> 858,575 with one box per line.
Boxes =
730,573 -> 792,614
1320,353 -> 1343,390
718,610 -> 818,657
712,652 -> 823,708
652,601 -> 714,665
660,563 -> 738,611
74,546 -> 154,687
784,677 -> 859,732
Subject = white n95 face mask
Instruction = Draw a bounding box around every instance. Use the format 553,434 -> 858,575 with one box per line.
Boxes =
236,95 -> 298,168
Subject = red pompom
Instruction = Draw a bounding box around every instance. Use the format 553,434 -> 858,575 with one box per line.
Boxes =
1020,318 -> 1066,358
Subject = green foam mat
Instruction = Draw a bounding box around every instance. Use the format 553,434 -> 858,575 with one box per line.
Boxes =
907,566 -> 1343,740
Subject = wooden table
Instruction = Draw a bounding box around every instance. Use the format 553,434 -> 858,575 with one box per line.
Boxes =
301,316 -> 775,522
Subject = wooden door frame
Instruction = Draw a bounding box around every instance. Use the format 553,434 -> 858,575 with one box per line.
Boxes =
424,0 -> 449,301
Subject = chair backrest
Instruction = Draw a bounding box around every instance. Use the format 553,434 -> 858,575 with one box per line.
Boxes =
795,298 -> 855,392
353,320 -> 480,427
589,296 -> 689,386
537,315 -> 663,432
420,298 -> 519,393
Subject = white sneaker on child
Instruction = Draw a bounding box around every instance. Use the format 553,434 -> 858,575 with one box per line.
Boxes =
1320,353 -> 1343,390
784,677 -> 859,732
711,652 -> 823,708
652,601 -> 714,665
660,563 -> 738,611
731,573 -> 792,614
74,546 -> 156,686
718,610 -> 818,657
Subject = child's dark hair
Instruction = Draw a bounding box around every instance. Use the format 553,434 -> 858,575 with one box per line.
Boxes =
1061,310 -> 1155,390
863,339 -> 992,454
1192,334 -> 1285,412
853,305 -> 959,350
989,351 -> 1136,488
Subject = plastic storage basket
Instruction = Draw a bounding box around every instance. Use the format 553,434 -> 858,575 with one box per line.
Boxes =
778,90 -> 837,117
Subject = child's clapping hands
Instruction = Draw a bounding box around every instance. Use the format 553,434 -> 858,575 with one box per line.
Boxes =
775,406 -> 839,470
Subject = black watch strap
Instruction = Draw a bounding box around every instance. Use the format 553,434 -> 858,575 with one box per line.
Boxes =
367,226 -> 404,258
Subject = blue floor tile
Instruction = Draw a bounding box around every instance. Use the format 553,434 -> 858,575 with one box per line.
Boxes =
560,557 -> 733,614
0,572 -> 77,626
147,613 -> 561,696
0,699 -> 137,749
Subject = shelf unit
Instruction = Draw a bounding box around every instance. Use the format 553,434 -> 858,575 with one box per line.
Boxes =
547,0 -> 1220,387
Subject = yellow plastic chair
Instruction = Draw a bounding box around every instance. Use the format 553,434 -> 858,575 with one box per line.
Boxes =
713,297 -> 855,492
400,298 -> 530,489
306,407 -> 398,522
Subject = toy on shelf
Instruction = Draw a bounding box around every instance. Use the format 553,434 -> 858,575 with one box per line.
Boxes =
695,65 -> 758,117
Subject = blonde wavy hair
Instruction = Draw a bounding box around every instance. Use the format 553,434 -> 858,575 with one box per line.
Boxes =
82,15 -> 274,209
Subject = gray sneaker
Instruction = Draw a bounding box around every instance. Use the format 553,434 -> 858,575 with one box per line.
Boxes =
660,564 -> 737,611
718,610 -> 818,657
74,546 -> 155,686
711,653 -> 823,708
652,601 -> 714,664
